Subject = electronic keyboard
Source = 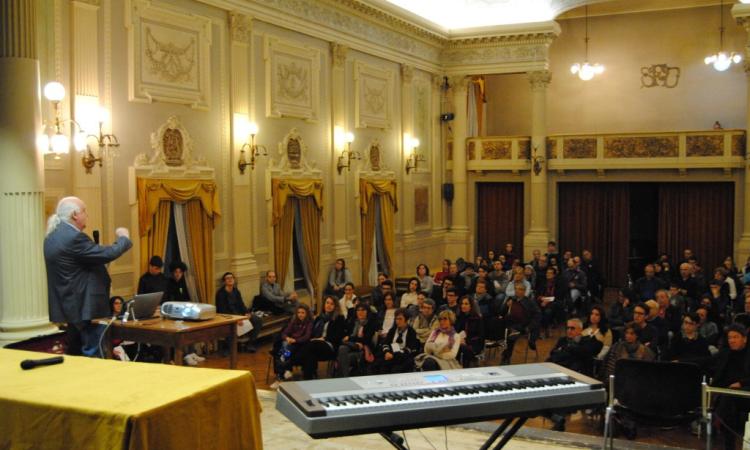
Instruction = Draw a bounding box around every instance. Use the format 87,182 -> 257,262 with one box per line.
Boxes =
276,363 -> 605,438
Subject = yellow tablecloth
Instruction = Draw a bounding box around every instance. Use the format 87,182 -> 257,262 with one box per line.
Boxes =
0,348 -> 263,450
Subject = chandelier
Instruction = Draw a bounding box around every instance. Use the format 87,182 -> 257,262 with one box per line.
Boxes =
704,0 -> 742,72
570,6 -> 604,81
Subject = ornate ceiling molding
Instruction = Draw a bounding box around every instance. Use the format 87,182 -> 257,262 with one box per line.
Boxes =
229,11 -> 252,43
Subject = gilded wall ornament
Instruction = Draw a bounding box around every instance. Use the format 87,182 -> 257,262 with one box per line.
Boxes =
732,134 -> 746,156
547,139 -> 557,159
640,64 -> 680,88
528,70 -> 551,91
331,42 -> 348,67
369,142 -> 381,171
563,138 -> 597,159
277,61 -> 309,101
481,140 -> 511,159
229,12 -> 252,43
605,137 -> 678,158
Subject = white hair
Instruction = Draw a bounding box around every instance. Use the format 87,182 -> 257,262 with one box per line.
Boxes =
46,197 -> 82,236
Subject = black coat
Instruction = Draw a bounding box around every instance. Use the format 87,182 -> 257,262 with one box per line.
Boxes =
215,287 -> 248,315
44,223 -> 132,323
379,325 -> 419,356
547,335 -> 603,376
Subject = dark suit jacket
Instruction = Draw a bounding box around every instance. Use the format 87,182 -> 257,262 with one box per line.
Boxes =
379,325 -> 419,356
44,223 -> 132,324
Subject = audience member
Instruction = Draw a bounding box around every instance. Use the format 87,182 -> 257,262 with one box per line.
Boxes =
376,292 -> 398,340
498,281 -> 541,364
582,305 -> 613,361
455,296 -> 484,367
630,303 -> 657,349
258,270 -> 299,314
337,304 -> 377,377
668,312 -> 710,369
325,258 -> 352,297
401,277 -> 421,313
604,324 -> 655,379
433,259 -> 451,286
415,310 -> 462,371
410,298 -> 439,347
633,264 -> 666,302
548,318 -> 602,376
339,282 -> 357,317
711,324 -> 750,450
164,261 -> 190,303
272,304 -> 313,386
370,308 -> 419,374
416,264 -> 434,294
137,255 -> 169,295
299,295 -> 345,380
215,272 -> 262,352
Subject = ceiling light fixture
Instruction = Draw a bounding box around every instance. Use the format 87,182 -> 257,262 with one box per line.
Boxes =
570,6 -> 604,81
704,0 -> 742,72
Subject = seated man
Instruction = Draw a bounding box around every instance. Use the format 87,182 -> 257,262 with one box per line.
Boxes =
137,255 -> 169,295
256,270 -> 299,314
547,318 -> 602,376
164,261 -> 190,303
215,272 -> 262,353
409,298 -> 438,349
498,281 -> 541,364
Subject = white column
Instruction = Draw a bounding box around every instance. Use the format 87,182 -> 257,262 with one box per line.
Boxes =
523,70 -> 552,261
733,10 -> 750,264
445,75 -> 471,258
330,43 -> 353,264
228,12 -> 259,294
0,0 -> 60,345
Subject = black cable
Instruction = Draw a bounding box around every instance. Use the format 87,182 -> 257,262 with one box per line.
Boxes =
417,429 -> 437,450
444,426 -> 448,450
401,430 -> 411,450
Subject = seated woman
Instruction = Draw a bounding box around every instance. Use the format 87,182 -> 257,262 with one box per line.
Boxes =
582,305 -> 613,361
376,292 -> 398,342
432,259 -> 451,286
415,310 -> 462,371
370,308 -> 419,374
272,304 -> 313,386
416,264 -> 435,295
215,271 -> 262,353
338,282 -> 357,317
604,323 -> 655,379
337,304 -> 377,377
400,277 -> 421,315
455,296 -> 484,367
409,299 -> 439,348
298,295 -> 345,380
535,266 -> 563,332
325,258 -> 352,298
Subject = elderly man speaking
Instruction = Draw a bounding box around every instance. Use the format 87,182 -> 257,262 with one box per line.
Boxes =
44,196 -> 132,356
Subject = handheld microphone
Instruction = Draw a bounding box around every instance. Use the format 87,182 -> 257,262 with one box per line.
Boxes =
93,230 -> 100,244
20,356 -> 64,370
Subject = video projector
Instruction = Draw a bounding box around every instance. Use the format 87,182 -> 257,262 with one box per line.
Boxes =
161,301 -> 216,321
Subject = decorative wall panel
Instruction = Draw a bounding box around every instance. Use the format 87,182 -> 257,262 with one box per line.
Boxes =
519,139 -> 531,160
547,138 -> 557,159
604,136 -> 678,158
354,61 -> 393,129
686,135 -> 723,157
263,35 -> 320,121
563,138 -> 597,159
732,134 -> 746,157
414,185 -> 429,226
482,140 -> 511,159
126,0 -> 212,109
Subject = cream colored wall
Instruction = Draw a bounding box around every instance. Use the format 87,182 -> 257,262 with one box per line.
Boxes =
39,0 -> 448,300
486,6 -> 748,136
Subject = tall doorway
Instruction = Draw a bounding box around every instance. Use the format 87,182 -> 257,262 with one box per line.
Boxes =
476,183 -> 524,261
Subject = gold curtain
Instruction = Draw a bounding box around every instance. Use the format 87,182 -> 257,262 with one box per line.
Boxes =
273,200 -> 295,289
472,76 -> 486,136
137,178 -> 221,237
186,200 -> 214,304
139,201 -> 171,273
360,195 -> 378,285
359,179 -> 398,284
271,178 -> 323,225
298,196 -> 321,310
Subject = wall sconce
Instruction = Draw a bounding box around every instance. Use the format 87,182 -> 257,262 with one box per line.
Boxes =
81,107 -> 119,174
41,82 -> 119,174
336,132 -> 360,174
405,136 -> 424,174
528,145 -> 545,176
238,122 -> 267,174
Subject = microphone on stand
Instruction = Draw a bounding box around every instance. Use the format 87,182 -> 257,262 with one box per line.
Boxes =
93,230 -> 100,244
20,356 -> 64,370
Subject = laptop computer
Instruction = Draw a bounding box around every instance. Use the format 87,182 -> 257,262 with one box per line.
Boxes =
121,292 -> 164,321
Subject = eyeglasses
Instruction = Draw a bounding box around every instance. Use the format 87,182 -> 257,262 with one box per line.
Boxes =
566,326 -> 577,330
633,311 -> 645,316
683,320 -> 695,325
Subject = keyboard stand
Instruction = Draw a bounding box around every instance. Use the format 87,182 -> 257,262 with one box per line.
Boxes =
479,416 -> 528,450
379,416 -> 528,450
380,431 -> 407,449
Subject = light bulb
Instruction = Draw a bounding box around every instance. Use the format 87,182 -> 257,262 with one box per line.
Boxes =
97,107 -> 110,124
578,63 -> 595,81
74,132 -> 88,152
43,82 -> 65,102
570,63 -> 580,75
248,122 -> 259,136
345,132 -> 354,144
411,138 -> 420,149
50,133 -> 69,154
732,54 -> 743,64
37,134 -> 49,153
713,52 -> 732,71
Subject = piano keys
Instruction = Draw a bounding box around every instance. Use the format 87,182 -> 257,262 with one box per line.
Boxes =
276,362 -> 605,439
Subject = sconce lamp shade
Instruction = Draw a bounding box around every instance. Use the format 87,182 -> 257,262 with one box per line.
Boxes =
43,82 -> 65,102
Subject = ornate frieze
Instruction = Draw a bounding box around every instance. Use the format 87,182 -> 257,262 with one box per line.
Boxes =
686,135 -> 723,157
547,139 -> 557,159
528,70 -> 551,91
604,136 -> 678,158
519,139 -> 531,160
330,42 -> 348,68
563,138 -> 597,159
482,140 -> 511,160
733,134 -> 746,156
229,11 -> 252,43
